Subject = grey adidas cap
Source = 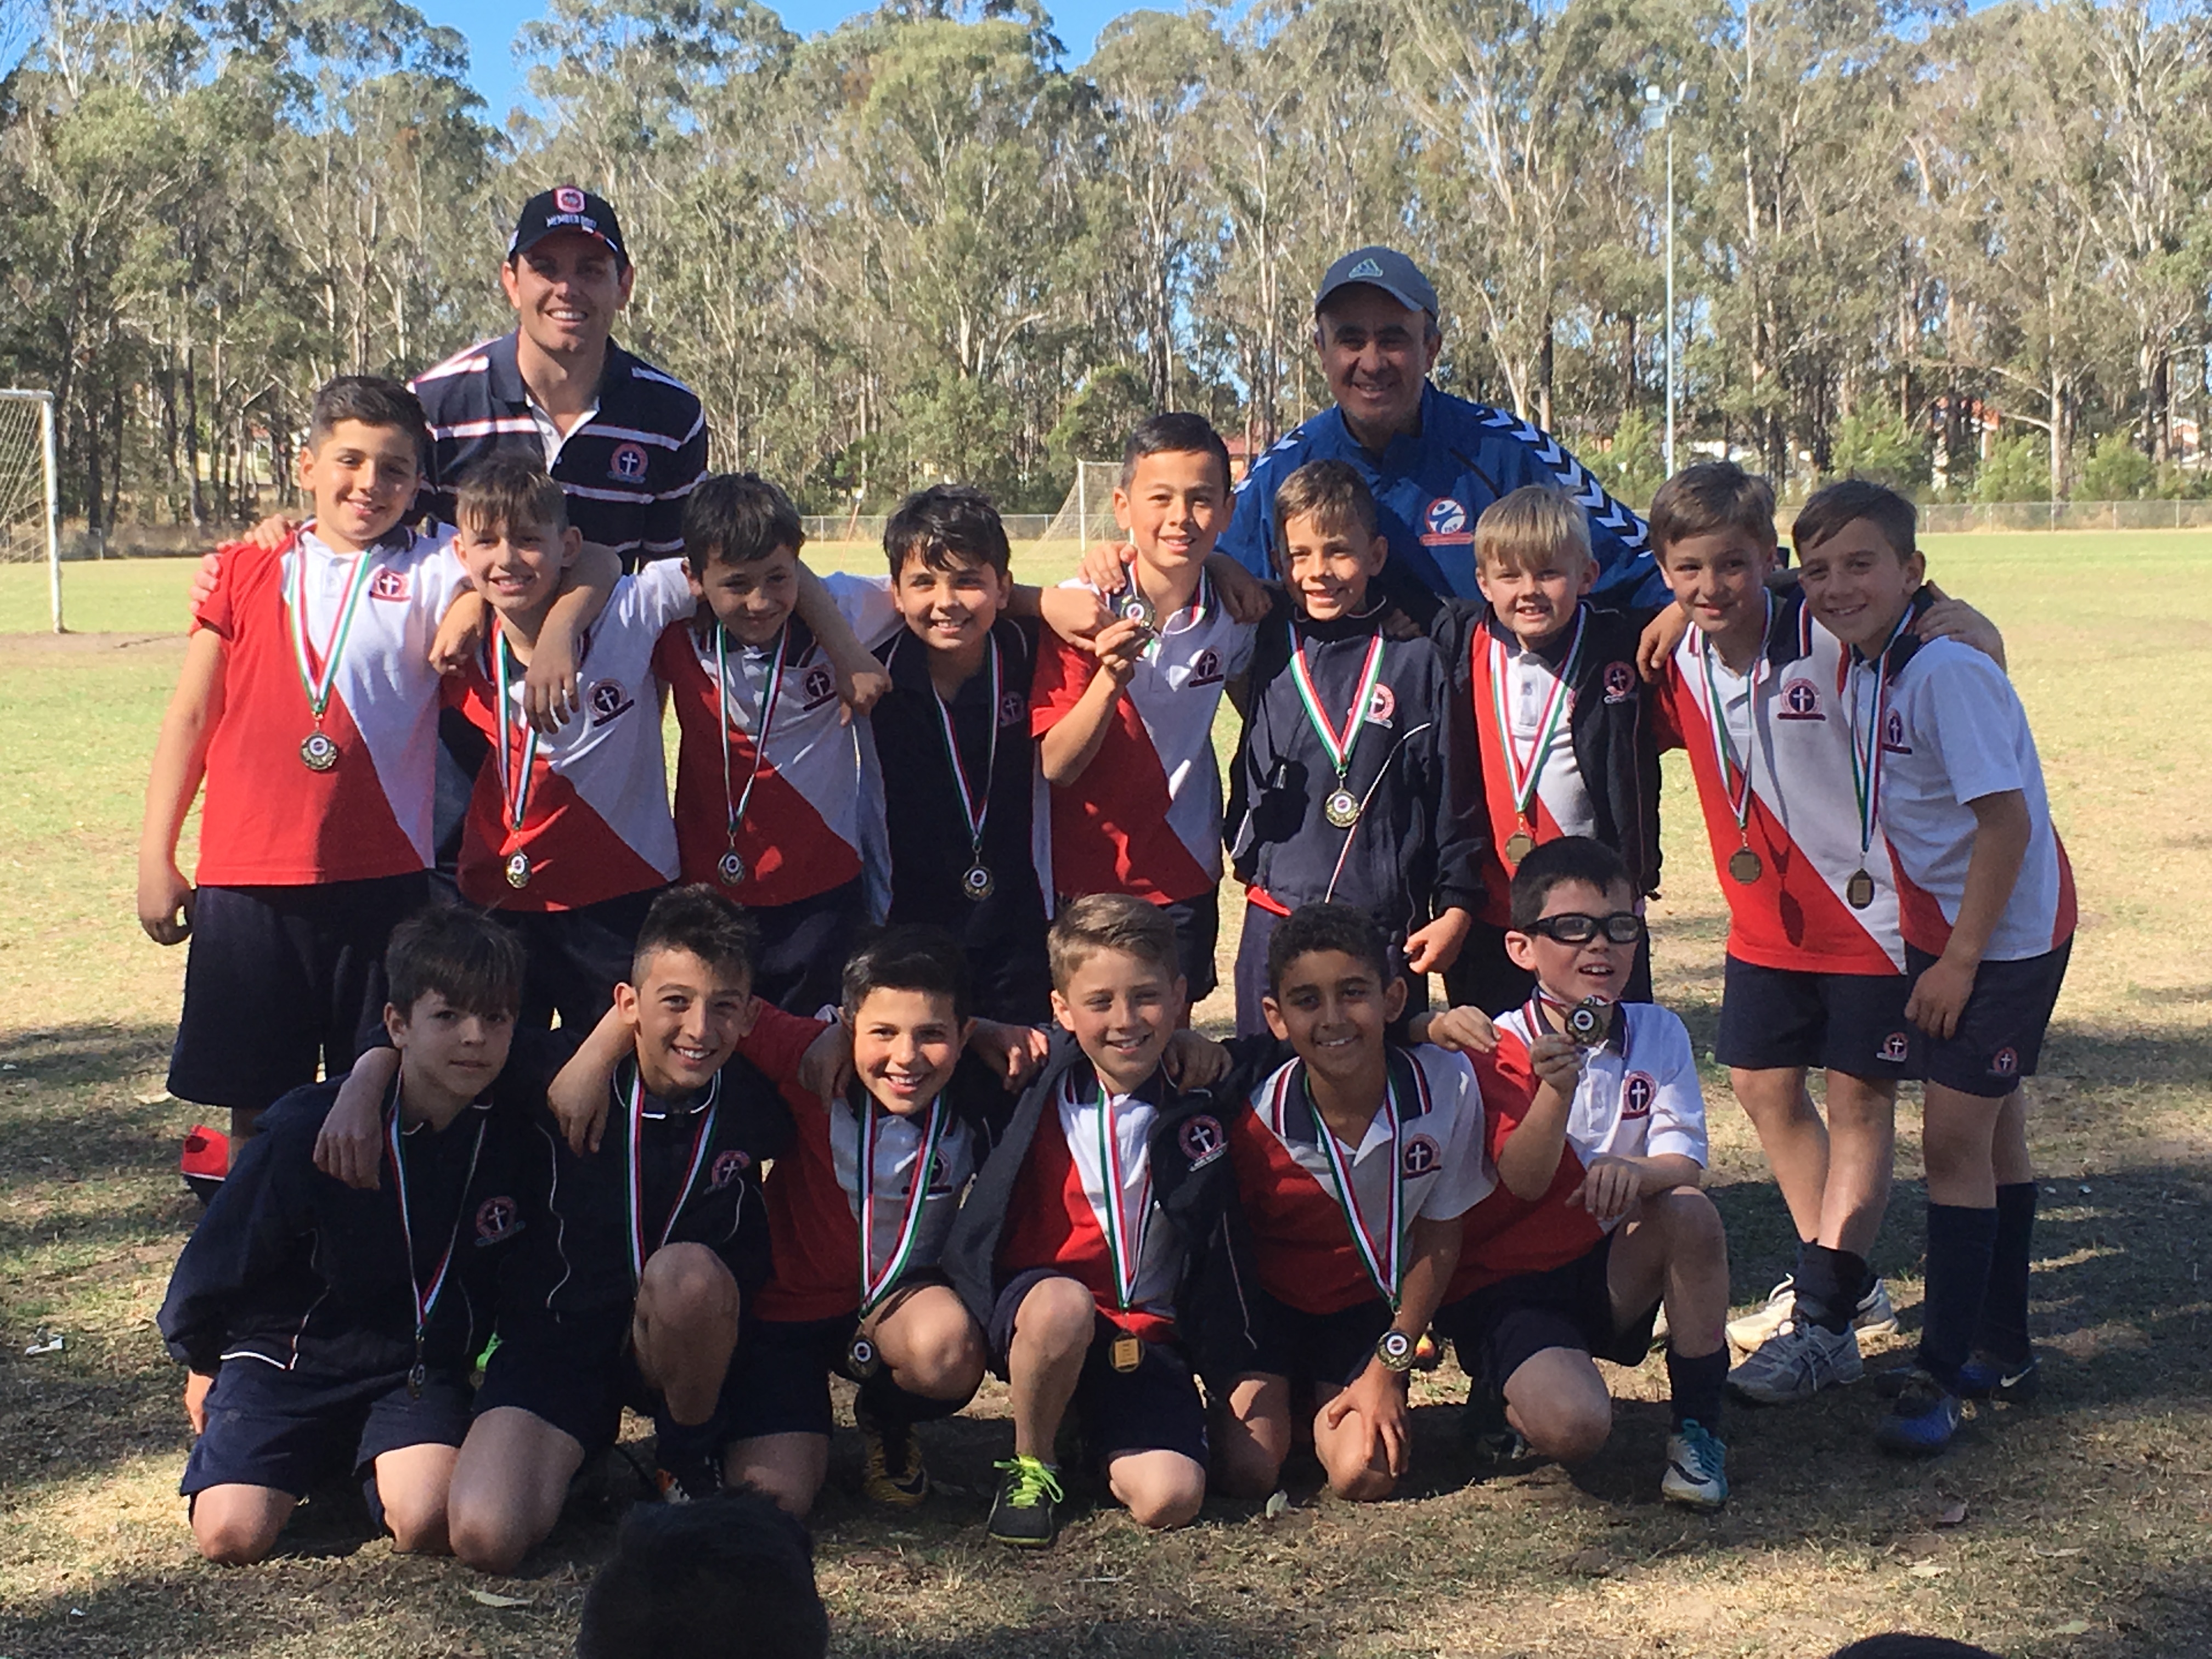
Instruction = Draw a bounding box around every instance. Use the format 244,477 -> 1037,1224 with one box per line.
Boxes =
1314,246 -> 1439,318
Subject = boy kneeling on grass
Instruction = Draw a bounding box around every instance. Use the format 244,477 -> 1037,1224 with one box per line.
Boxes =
1436,837 -> 1733,1510
159,908 -> 534,1564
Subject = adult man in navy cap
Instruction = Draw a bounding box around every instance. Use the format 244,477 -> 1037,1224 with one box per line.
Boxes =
1217,246 -> 1663,607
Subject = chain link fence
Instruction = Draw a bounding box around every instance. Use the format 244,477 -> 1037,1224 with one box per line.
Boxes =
1917,501 -> 2212,533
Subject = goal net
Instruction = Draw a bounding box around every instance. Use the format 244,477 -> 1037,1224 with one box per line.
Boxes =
1033,459 -> 1123,551
0,390 -> 61,631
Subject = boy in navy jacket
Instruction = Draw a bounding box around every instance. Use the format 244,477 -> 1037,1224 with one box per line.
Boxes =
158,907 -> 534,1565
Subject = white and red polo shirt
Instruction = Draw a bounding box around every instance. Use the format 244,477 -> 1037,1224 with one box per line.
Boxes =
191,524 -> 473,886
446,560 -> 694,910
1228,1045 -> 1491,1316
1030,574 -> 1256,905
1855,636 -> 2075,962
1464,610 -> 1602,925
1652,595 -> 1905,974
659,572 -> 901,906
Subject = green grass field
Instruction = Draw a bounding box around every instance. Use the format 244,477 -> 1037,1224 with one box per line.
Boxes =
2,535 -> 2209,1657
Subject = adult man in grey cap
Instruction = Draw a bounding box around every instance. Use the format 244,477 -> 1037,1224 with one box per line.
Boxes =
1217,246 -> 1662,606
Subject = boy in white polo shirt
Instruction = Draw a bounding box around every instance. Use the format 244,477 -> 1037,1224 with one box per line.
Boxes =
1795,479 -> 2073,1457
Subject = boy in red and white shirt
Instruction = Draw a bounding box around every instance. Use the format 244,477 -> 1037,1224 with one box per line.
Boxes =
443,456 -> 695,1030
1795,480 -> 2073,1457
1437,837 -> 1731,1510
658,473 -> 900,1013
138,378 -> 611,1144
1032,414 -> 1259,1000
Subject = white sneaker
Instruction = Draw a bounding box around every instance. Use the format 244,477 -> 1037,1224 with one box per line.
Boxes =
1726,1274 -> 1898,1350
1661,1420 -> 1729,1510
1727,1317 -> 1864,1404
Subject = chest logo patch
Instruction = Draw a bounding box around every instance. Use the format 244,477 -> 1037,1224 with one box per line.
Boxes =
588,679 -> 635,725
709,1149 -> 752,1189
609,442 -> 650,483
1189,647 -> 1224,689
1621,1073 -> 1656,1120
1400,1133 -> 1440,1177
998,690 -> 1028,729
1779,676 -> 1824,720
1365,681 -> 1396,726
475,1195 -> 520,1243
1180,1115 -> 1227,1170
1419,496 -> 1472,546
1883,708 -> 1911,754
800,663 -> 837,709
1602,661 -> 1635,703
370,567 -> 411,603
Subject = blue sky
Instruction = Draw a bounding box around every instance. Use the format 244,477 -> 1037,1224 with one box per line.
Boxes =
426,1 -> 1132,121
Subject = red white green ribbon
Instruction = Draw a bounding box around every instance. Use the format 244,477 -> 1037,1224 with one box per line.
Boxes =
1488,611 -> 1585,830
622,1065 -> 722,1289
714,622 -> 789,859
1694,593 -> 1772,847
1846,608 -> 1917,870
384,1074 -> 486,1364
286,539 -> 377,726
929,637 -> 1001,865
491,632 -> 541,845
1074,1071 -> 1152,1312
1287,624 -> 1387,791
1308,1065 -> 1404,1311
855,1092 -> 948,1316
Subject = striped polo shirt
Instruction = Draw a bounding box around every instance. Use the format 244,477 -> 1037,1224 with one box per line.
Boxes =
411,330 -> 707,568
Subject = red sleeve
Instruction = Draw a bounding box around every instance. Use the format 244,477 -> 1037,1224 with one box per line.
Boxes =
193,538 -> 268,640
1029,630 -> 1095,736
650,619 -> 687,686
738,1005 -> 831,1092
1470,1034 -> 1538,1165
1647,660 -> 1685,754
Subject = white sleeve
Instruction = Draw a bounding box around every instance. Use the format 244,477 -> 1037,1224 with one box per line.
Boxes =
627,557 -> 700,635
1643,1012 -> 1709,1167
414,526 -> 476,617
822,570 -> 902,651
1919,647 -> 2031,807
1414,1048 -> 1496,1220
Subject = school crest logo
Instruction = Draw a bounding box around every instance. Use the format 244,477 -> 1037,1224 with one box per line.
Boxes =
1989,1046 -> 2019,1078
1365,682 -> 1396,726
998,690 -> 1028,729
1780,677 -> 1824,721
474,1195 -> 520,1244
370,567 -> 411,603
1189,648 -> 1224,689
1180,1115 -> 1227,1170
1883,708 -> 1911,753
1878,1030 -> 1911,1064
1602,661 -> 1635,704
1419,496 -> 1473,547
1401,1133 -> 1441,1177
709,1149 -> 752,1189
1621,1074 -> 1656,1120
588,679 -> 636,725
609,442 -> 650,483
554,185 -> 588,214
799,664 -> 837,709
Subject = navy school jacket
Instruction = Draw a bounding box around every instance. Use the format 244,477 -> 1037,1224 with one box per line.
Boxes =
158,1076 -> 537,1381
939,1031 -> 1261,1390
1226,596 -> 1483,941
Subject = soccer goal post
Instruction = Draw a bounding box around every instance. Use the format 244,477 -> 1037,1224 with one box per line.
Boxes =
0,390 -> 63,633
1034,459 -> 1122,552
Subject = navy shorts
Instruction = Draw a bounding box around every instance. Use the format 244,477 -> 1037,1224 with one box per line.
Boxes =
1906,939 -> 2070,1098
1444,918 -> 1653,1018
472,1305 -> 748,1452
487,885 -> 664,1035
1434,1232 -> 1658,1396
986,1271 -> 1207,1466
724,1306 -> 969,1442
1715,955 -> 1919,1079
750,879 -> 867,1017
1233,902 -> 1427,1039
169,874 -> 430,1114
1240,1285 -> 1395,1390
181,1359 -> 472,1499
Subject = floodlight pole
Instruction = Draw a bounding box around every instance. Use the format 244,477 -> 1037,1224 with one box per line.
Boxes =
1643,82 -> 1690,477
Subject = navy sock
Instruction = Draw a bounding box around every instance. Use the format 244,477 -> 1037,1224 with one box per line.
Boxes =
654,1409 -> 723,1460
1972,1182 -> 2038,1366
1666,1346 -> 1728,1432
859,1370 -> 963,1427
1794,1244 -> 1869,1334
1917,1203 -> 1999,1391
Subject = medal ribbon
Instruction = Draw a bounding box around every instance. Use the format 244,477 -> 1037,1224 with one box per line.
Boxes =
1846,609 -> 1916,864
714,622 -> 790,857
384,1075 -> 487,1367
855,1092 -> 949,1316
1081,1072 -> 1153,1312
1307,1064 -> 1404,1310
286,540 -> 377,724
1695,593 -> 1772,847
622,1065 -> 723,1289
1287,623 -> 1387,787
491,633 -> 541,844
928,637 -> 1001,862
1487,611 -> 1585,828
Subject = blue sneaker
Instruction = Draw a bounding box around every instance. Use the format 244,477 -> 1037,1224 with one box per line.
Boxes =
1661,1420 -> 1729,1511
1955,1352 -> 2040,1403
1875,1370 -> 1963,1456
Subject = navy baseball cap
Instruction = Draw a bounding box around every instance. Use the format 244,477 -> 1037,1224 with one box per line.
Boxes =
1314,246 -> 1438,319
508,187 -> 628,266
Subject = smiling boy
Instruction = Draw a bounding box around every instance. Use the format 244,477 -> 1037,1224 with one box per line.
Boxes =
1794,481 -> 2073,1455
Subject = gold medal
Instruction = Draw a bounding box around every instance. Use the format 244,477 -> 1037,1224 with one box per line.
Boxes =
1565,997 -> 1607,1045
1118,591 -> 1156,634
1846,868 -> 1876,910
845,1334 -> 882,1379
1728,845 -> 1763,885
1504,828 -> 1536,865
1323,787 -> 1362,830
504,850 -> 532,890
717,849 -> 746,887
299,730 -> 340,772
1110,1333 -> 1143,1374
961,864 -> 995,902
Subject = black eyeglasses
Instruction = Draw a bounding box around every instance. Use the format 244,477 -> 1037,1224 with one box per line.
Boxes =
1525,911 -> 1647,946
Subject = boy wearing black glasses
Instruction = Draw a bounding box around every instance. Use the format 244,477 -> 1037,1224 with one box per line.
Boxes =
1432,837 -> 1731,1510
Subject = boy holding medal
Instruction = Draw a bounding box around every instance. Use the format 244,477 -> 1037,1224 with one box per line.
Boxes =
1210,902 -> 1492,1504
138,378 -> 613,1145
1434,838 -> 1731,1510
941,895 -> 1244,1548
157,907 -> 534,1564
658,473 -> 902,1013
1225,460 -> 1480,1034
1793,481 -> 2073,1456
